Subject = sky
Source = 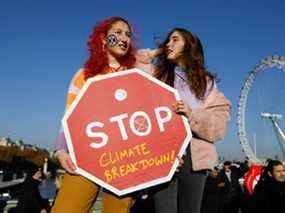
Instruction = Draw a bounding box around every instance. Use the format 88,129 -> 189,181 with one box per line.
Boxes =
1,0 -> 284,160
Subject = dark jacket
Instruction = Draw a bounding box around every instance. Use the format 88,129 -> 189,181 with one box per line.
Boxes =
220,166 -> 243,202
251,179 -> 285,212
202,174 -> 227,213
11,177 -> 50,213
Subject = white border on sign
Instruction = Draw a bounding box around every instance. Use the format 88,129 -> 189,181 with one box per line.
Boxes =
62,68 -> 192,196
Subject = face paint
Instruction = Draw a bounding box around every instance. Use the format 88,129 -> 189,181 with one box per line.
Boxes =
107,34 -> 119,47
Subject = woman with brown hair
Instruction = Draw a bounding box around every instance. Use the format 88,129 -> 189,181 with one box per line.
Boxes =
153,28 -> 231,213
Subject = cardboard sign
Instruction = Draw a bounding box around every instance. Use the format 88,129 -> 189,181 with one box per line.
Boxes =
62,68 -> 192,196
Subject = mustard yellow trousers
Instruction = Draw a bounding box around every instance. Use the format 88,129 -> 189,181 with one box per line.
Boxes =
51,173 -> 133,213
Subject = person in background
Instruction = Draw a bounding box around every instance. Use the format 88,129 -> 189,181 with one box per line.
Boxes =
11,167 -> 50,213
219,161 -> 244,213
201,167 -> 226,213
251,160 -> 285,212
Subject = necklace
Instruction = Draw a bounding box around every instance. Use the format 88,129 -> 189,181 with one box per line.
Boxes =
108,64 -> 122,72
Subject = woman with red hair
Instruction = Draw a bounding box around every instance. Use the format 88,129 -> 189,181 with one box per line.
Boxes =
52,16 -> 154,213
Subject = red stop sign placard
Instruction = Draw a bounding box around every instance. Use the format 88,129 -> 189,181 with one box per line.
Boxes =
62,68 -> 191,196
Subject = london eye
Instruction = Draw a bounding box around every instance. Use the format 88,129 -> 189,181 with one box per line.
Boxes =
237,56 -> 285,163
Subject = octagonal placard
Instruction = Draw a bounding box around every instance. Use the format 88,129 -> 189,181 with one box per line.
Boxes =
62,68 -> 191,196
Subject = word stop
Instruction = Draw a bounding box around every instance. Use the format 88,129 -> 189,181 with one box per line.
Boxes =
86,106 -> 172,148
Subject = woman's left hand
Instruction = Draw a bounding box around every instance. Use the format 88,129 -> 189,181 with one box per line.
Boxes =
172,100 -> 192,119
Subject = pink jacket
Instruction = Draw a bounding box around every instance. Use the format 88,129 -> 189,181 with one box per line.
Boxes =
189,87 -> 231,171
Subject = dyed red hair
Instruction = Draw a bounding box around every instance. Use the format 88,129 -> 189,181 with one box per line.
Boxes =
84,17 -> 137,80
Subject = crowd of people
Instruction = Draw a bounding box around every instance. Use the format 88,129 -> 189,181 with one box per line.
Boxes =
202,159 -> 285,213
131,159 -> 285,213
3,158 -> 285,213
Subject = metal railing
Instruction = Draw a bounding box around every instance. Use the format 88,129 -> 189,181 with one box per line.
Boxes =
3,193 -> 103,213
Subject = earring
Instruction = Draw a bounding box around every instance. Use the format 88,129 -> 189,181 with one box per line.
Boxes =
102,43 -> 106,52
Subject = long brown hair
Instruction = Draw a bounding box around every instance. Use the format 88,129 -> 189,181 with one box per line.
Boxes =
154,28 -> 216,100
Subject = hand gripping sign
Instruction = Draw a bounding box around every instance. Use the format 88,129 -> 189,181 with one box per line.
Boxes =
62,68 -> 192,196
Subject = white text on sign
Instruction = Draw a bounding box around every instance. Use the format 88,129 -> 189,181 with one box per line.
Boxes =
86,106 -> 172,149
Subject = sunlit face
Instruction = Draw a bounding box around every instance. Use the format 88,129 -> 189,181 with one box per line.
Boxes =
270,164 -> 285,182
166,31 -> 185,61
104,21 -> 132,57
